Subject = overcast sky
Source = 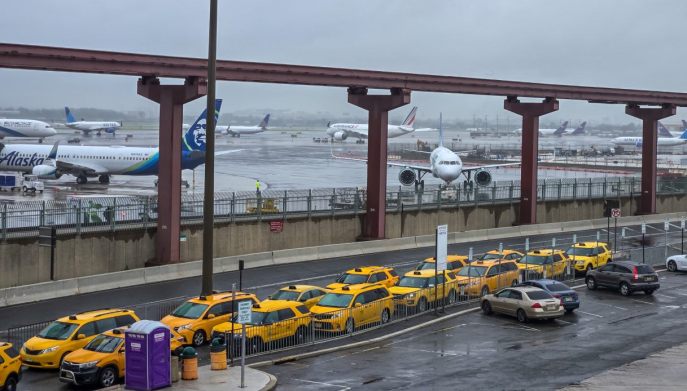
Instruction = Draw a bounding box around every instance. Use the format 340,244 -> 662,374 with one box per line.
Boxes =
1,0 -> 686,125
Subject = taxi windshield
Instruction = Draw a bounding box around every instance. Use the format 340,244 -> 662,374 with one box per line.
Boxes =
38,321 -> 78,340
519,255 -> 550,265
479,253 -> 503,260
457,266 -> 487,277
417,262 -> 436,271
84,335 -> 122,353
269,290 -> 300,301
567,247 -> 595,256
172,302 -> 209,319
317,293 -> 353,308
398,276 -> 430,288
336,273 -> 368,284
233,311 -> 272,326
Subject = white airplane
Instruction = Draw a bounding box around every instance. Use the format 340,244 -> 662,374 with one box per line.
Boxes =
64,107 -> 122,136
332,113 -> 519,189
217,114 -> 270,137
611,130 -> 687,147
513,121 -> 571,137
326,106 -> 435,143
0,119 -> 56,142
658,121 -> 687,138
0,100 -> 239,184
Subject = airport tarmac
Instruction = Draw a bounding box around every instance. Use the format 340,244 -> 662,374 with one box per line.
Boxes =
0,128 -> 667,202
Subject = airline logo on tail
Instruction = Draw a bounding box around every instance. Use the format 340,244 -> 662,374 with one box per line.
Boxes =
571,121 -> 587,135
258,114 -> 270,129
183,99 -> 223,152
553,121 -> 569,135
64,107 -> 76,123
401,106 -> 418,128
680,130 -> 687,140
658,121 -> 673,137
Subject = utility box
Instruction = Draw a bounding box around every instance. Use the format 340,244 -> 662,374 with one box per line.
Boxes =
125,320 -> 171,391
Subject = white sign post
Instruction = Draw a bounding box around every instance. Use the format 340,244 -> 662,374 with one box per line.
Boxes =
237,301 -> 252,388
435,225 -> 448,314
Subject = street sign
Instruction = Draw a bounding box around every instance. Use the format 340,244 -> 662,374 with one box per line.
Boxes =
641,223 -> 646,234
665,221 -> 670,231
573,234 -> 577,244
436,225 -> 448,271
611,208 -> 621,218
622,227 -> 627,238
269,220 -> 284,233
682,220 -> 686,230
468,247 -> 473,262
237,301 -> 252,324
525,238 -> 530,252
552,238 -> 556,248
38,226 -> 56,247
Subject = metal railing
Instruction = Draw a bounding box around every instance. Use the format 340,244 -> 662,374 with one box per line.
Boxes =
2,176 -> 685,239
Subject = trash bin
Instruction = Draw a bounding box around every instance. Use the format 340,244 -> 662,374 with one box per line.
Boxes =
210,337 -> 227,370
180,347 -> 198,380
125,320 -> 172,391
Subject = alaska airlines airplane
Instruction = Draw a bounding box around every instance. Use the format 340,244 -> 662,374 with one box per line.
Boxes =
64,107 -> 122,136
326,107 -> 435,142
332,113 -> 519,188
217,114 -> 270,137
0,119 -> 56,141
611,130 -> 687,147
0,100 -> 237,184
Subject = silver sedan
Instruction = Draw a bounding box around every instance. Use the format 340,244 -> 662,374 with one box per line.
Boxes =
481,286 -> 564,323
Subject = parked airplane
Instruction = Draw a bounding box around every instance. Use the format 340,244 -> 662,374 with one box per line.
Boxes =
0,119 -> 56,142
611,130 -> 687,147
658,121 -> 687,138
0,100 -> 238,184
332,113 -> 519,188
64,107 -> 122,136
216,114 -> 270,137
513,121 -> 567,137
326,106 -> 435,143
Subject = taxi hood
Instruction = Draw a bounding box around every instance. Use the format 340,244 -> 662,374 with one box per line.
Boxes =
24,336 -> 67,351
160,315 -> 196,329
325,282 -> 347,290
64,348 -> 115,364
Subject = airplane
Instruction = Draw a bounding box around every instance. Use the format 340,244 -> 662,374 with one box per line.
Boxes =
0,119 -> 56,142
513,121 -> 567,137
64,107 -> 122,136
0,100 -> 239,185
658,121 -> 687,138
326,106 -> 436,144
561,121 -> 587,136
332,113 -> 520,189
611,129 -> 687,147
217,114 -> 270,137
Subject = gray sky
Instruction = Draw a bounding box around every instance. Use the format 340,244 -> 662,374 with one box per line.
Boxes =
1,0 -> 686,125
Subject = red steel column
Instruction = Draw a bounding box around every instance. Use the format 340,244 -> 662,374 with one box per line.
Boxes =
504,97 -> 559,225
348,87 -> 410,239
138,77 -> 206,264
625,104 -> 676,215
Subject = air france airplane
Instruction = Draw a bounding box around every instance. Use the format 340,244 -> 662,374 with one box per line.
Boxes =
217,114 -> 270,137
0,119 -> 56,142
64,107 -> 122,136
332,113 -> 519,188
611,130 -> 687,147
326,107 -> 435,142
0,100 -> 238,184
513,121 -> 573,137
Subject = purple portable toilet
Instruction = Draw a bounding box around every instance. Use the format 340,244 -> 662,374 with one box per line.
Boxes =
125,320 -> 171,391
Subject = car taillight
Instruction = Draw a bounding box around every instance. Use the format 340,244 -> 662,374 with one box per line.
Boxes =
633,266 -> 639,281
531,302 -> 542,309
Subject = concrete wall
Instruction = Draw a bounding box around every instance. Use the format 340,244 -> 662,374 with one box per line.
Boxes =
1,194 -> 685,289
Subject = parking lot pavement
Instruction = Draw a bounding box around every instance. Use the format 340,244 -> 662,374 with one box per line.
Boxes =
267,271 -> 687,390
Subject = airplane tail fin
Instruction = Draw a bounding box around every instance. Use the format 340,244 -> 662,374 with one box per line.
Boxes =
64,107 -> 76,123
438,113 -> 444,147
48,141 -> 60,161
571,121 -> 587,135
682,120 -> 687,131
258,114 -> 270,129
553,121 -> 569,135
402,106 -> 418,128
658,121 -> 673,137
183,99 -> 223,152
680,130 -> 687,140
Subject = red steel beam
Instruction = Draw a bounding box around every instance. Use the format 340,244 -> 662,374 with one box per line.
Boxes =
3,43 -> 687,106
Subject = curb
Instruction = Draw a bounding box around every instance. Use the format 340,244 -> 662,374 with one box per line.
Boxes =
262,373 -> 278,391
249,306 -> 480,368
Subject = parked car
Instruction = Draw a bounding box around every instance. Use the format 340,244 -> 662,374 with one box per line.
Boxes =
0,342 -> 22,391
264,285 -> 328,309
311,284 -> 394,334
585,261 -> 659,296
415,255 -> 468,273
517,249 -> 569,279
666,254 -> 687,272
566,242 -> 612,274
454,260 -> 521,297
481,286 -> 564,323
389,270 -> 458,313
327,266 -> 399,290
517,279 -> 579,313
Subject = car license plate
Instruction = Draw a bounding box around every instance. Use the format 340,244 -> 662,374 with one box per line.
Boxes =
645,276 -> 654,282
546,305 -> 557,311
564,297 -> 573,302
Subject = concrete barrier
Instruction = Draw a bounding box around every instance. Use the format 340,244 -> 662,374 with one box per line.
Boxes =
2,211 -> 686,307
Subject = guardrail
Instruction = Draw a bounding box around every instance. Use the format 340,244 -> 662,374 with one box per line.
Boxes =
2,176 -> 685,240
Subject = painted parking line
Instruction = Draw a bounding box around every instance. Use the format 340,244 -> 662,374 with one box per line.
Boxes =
654,293 -> 676,299
577,310 -> 604,318
393,345 -> 459,356
294,379 -> 352,390
630,298 -> 654,305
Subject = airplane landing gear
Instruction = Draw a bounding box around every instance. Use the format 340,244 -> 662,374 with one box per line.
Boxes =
99,175 -> 110,184
76,175 -> 88,185
355,139 -> 365,144
38,138 -> 44,144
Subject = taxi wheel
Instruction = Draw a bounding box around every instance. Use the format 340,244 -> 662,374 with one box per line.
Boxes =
516,309 -> 528,323
345,318 -> 355,334
586,277 -> 597,290
380,308 -> 390,324
98,366 -> 118,388
5,375 -> 17,391
416,297 -> 429,313
59,352 -> 70,368
192,330 -> 206,347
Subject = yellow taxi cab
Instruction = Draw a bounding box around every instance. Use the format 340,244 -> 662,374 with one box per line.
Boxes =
311,284 -> 394,334
567,242 -> 612,273
454,260 -> 520,297
264,285 -> 328,309
161,291 -> 259,347
517,249 -> 570,279
415,255 -> 468,273
21,309 -> 139,369
478,249 -> 524,262
212,300 -> 311,354
0,342 -> 22,391
326,266 -> 399,290
58,326 -> 184,388
389,270 -> 459,312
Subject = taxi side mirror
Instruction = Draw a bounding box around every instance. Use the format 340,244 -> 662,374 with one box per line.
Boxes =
76,334 -> 86,340
207,314 -> 216,319
354,303 -> 362,308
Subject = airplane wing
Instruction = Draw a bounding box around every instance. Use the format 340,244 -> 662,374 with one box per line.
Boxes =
461,162 -> 521,173
339,129 -> 368,139
215,149 -> 243,156
331,147 -> 432,173
413,128 -> 438,132
56,160 -> 108,175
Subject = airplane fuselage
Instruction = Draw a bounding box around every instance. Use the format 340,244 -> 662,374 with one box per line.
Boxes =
66,121 -> 121,134
429,146 -> 462,184
217,125 -> 266,135
611,137 -> 687,147
0,119 -> 56,138
327,124 -> 412,139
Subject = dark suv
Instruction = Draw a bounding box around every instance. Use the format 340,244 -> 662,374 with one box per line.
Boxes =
585,261 -> 659,296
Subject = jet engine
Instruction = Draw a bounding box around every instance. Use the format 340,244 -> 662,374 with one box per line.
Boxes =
398,168 -> 417,186
333,131 -> 348,141
474,169 -> 492,187
32,165 -> 60,179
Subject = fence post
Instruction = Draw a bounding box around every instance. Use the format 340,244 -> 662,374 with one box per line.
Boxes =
307,189 -> 312,217
230,192 -> 236,223
492,184 -> 497,203
602,177 -> 607,199
76,199 -> 82,235
282,190 -> 287,219
509,181 -> 514,202
437,187 -> 442,210
588,178 -> 592,199
39,201 -> 45,227
572,178 -> 577,200
142,197 -> 149,228
331,188 -> 336,216
1,203 -> 6,241
111,197 -> 117,232
558,179 -> 562,200
396,186 -> 402,212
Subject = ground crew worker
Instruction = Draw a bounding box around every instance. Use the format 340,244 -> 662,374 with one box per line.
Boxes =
256,180 -> 261,195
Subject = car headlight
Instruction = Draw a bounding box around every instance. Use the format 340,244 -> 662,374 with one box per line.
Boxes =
468,280 -> 479,287
177,324 -> 192,331
39,346 -> 60,355
405,293 -> 416,299
576,261 -> 585,265
78,360 -> 99,369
